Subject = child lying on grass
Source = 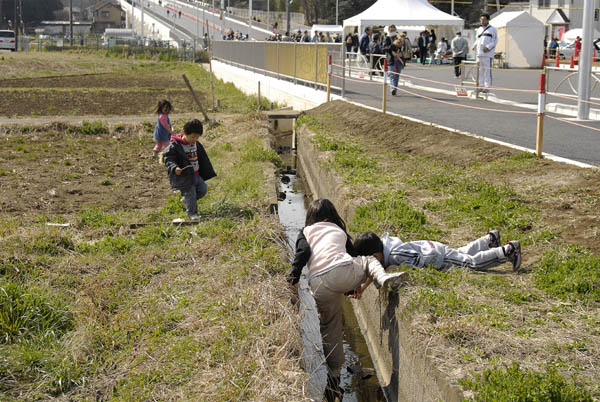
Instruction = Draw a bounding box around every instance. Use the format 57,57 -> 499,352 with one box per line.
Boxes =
349,230 -> 521,299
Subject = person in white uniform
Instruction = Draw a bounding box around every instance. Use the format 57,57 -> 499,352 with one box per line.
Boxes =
350,230 -> 522,297
472,13 -> 497,92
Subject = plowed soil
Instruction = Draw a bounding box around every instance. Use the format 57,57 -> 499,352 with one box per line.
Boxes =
0,72 -> 204,117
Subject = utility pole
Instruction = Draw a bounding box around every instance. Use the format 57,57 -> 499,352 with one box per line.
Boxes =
14,0 -> 18,50
141,0 -> 145,44
69,0 -> 73,46
286,0 -> 290,35
248,0 -> 252,39
336,0 -> 338,26
577,0 -> 594,119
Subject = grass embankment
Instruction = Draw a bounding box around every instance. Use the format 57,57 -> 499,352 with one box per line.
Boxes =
0,53 -> 307,400
298,102 -> 600,401
0,51 -> 271,117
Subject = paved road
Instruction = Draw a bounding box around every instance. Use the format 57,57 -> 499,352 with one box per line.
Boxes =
143,0 -> 273,41
138,2 -> 600,167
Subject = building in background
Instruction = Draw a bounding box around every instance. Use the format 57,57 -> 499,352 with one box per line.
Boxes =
493,0 -> 600,40
90,1 -> 125,33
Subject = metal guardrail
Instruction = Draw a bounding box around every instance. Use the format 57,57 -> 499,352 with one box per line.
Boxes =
212,40 -> 341,87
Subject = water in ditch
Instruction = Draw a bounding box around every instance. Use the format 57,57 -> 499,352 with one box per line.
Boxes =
274,133 -> 386,402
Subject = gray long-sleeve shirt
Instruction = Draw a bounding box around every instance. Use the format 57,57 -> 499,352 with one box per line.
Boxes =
451,35 -> 468,57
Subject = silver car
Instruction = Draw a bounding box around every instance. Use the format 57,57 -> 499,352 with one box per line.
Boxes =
0,30 -> 16,51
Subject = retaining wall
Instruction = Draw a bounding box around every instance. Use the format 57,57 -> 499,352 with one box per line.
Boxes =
297,125 -> 465,402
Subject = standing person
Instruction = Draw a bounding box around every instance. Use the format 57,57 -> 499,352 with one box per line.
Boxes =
345,31 -> 354,54
386,38 -> 404,95
352,29 -> 359,54
418,30 -> 428,64
574,35 -> 582,59
428,29 -> 437,57
153,100 -> 174,160
383,24 -> 398,54
369,33 -> 383,76
312,31 -> 319,42
359,26 -> 372,67
163,119 -> 216,220
451,31 -> 468,78
289,199 -> 408,402
351,230 -> 522,298
472,13 -> 497,92
399,32 -> 412,63
302,30 -> 311,42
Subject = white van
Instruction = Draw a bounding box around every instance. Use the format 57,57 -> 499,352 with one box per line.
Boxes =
0,30 -> 16,51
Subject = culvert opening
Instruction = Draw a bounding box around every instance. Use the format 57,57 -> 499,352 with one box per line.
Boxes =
272,127 -> 386,402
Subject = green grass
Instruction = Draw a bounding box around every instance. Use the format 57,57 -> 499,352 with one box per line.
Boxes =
535,245 -> 600,303
350,191 -> 442,240
0,281 -> 73,344
459,363 -> 593,402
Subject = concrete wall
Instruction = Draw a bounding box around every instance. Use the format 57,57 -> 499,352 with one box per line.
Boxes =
209,60 -> 330,111
296,125 -> 465,402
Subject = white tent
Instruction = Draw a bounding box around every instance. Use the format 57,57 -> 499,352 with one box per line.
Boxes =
562,28 -> 600,42
343,0 -> 463,36
490,11 -> 544,68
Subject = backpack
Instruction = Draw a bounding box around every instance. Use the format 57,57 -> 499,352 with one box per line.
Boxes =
346,35 -> 353,45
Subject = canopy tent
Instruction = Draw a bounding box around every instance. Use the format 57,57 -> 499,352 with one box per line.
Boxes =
490,11 -> 544,68
562,28 -> 600,42
310,25 -> 343,37
343,0 -> 463,36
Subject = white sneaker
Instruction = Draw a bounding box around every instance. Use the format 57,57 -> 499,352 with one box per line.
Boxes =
172,218 -> 184,223
189,215 -> 199,220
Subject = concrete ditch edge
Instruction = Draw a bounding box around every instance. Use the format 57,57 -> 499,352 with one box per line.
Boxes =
296,124 -> 465,402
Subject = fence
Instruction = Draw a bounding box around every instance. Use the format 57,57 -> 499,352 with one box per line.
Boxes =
212,40 -> 340,87
22,36 -> 206,61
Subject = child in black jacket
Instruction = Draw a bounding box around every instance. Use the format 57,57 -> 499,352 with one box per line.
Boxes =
163,119 -> 216,220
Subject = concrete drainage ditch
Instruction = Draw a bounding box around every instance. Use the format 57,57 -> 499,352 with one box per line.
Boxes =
271,119 -> 385,402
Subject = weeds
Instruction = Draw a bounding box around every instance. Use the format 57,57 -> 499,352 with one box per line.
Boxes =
350,191 -> 442,240
66,121 -> 108,135
535,245 -> 600,302
459,363 -> 593,402
0,281 -> 73,344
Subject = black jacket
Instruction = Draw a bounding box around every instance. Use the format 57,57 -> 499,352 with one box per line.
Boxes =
163,140 -> 216,190
289,229 -> 357,285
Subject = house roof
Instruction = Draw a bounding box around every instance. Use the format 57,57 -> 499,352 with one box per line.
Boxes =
91,1 -> 121,12
547,9 -> 569,24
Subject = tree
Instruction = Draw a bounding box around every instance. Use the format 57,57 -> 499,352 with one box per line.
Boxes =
0,0 -> 63,27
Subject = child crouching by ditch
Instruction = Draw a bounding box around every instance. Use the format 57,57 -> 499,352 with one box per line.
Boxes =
163,119 -> 216,220
289,199 -> 408,402
350,231 -> 522,299
153,99 -> 174,160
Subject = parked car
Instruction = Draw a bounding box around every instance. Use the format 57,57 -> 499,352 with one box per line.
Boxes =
0,30 -> 16,51
558,41 -> 575,59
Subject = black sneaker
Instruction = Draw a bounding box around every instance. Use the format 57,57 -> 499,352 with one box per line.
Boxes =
391,89 -> 397,96
506,241 -> 521,271
487,230 -> 501,248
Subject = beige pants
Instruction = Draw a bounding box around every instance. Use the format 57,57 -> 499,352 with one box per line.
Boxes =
308,255 -> 381,377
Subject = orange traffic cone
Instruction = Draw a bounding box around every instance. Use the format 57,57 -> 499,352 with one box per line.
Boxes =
570,55 -> 575,69
555,51 -> 560,67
